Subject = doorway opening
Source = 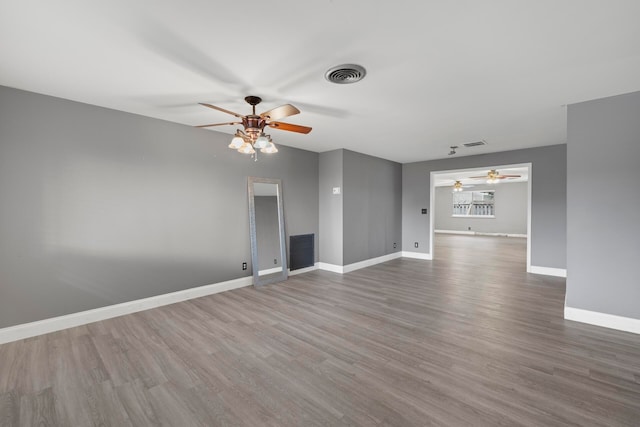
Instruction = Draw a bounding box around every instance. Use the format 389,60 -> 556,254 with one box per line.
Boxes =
429,163 -> 532,272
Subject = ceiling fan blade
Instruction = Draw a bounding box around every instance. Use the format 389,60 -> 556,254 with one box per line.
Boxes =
199,103 -> 245,119
268,121 -> 312,134
469,176 -> 489,179
498,174 -> 521,178
260,104 -> 300,121
195,121 -> 242,128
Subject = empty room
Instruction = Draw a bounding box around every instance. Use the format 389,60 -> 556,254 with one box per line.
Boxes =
1,1 -> 639,426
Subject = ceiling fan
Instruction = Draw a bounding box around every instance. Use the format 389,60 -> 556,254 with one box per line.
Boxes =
195,96 -> 312,156
470,169 -> 521,184
451,180 -> 476,192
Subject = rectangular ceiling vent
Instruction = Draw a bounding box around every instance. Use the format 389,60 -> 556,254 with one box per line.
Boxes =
463,140 -> 487,148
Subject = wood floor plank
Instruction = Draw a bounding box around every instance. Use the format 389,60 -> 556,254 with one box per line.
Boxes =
0,391 -> 19,427
1,235 -> 640,425
18,388 -> 60,427
115,379 -> 160,426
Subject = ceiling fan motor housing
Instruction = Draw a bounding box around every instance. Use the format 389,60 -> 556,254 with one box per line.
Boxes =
242,116 -> 266,140
244,96 -> 262,106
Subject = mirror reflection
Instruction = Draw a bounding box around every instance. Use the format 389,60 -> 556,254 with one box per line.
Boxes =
248,178 -> 287,286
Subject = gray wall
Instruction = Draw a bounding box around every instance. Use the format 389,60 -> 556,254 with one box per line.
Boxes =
0,85 -> 318,328
435,182 -> 528,234
566,91 -> 640,319
254,196 -> 281,271
319,149 -> 402,266
319,150 -> 343,265
403,145 -> 566,268
343,150 -> 402,265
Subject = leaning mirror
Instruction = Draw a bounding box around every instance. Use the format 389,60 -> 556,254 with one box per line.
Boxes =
247,177 -> 288,287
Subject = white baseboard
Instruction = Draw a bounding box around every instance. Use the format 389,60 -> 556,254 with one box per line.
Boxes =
318,252 -> 403,274
401,251 -> 433,260
529,265 -> 567,278
564,306 -> 640,335
288,264 -> 319,276
258,267 -> 284,276
343,252 -> 402,273
436,229 -> 527,238
317,262 -> 345,274
436,229 -> 475,235
0,276 -> 253,345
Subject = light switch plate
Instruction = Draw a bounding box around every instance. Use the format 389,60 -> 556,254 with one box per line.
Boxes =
332,187 -> 341,195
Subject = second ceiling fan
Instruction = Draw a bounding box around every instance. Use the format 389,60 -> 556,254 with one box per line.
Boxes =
470,169 -> 521,184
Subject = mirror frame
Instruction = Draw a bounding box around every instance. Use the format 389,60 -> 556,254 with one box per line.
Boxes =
247,177 -> 288,287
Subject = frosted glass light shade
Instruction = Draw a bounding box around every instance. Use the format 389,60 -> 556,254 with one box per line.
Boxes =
254,134 -> 269,149
229,136 -> 244,149
238,142 -> 255,154
261,142 -> 278,153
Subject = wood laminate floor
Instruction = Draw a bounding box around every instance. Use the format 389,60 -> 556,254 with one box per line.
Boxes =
1,234 -> 640,426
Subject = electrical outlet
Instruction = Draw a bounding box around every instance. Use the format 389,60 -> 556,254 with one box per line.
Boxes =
421,208 -> 427,214
274,258 -> 277,264
242,262 -> 247,270
414,242 -> 419,248
468,227 -> 471,231
393,242 -> 397,249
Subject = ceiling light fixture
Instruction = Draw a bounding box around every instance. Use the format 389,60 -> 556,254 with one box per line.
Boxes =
453,180 -> 464,192
449,146 -> 458,156
227,96 -> 278,161
196,96 -> 312,161
229,129 -> 275,160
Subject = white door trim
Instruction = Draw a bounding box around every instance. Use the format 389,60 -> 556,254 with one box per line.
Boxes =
429,162 -> 533,272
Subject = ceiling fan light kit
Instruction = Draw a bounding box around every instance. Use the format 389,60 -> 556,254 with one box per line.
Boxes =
196,96 -> 311,161
453,180 -> 463,192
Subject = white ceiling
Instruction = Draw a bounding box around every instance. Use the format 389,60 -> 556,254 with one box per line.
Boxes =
1,1 -> 639,163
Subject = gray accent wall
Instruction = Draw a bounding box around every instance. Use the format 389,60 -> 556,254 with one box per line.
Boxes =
435,182 -> 528,235
319,149 -> 402,266
0,85 -> 318,328
342,150 -> 402,265
403,145 -> 566,268
319,150 -> 343,265
566,91 -> 640,319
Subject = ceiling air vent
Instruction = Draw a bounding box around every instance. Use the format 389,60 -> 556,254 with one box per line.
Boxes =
463,140 -> 487,148
325,64 -> 367,84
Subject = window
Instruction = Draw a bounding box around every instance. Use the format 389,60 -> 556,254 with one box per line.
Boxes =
453,190 -> 495,217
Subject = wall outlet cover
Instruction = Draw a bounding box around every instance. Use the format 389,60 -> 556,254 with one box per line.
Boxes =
332,187 -> 341,195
